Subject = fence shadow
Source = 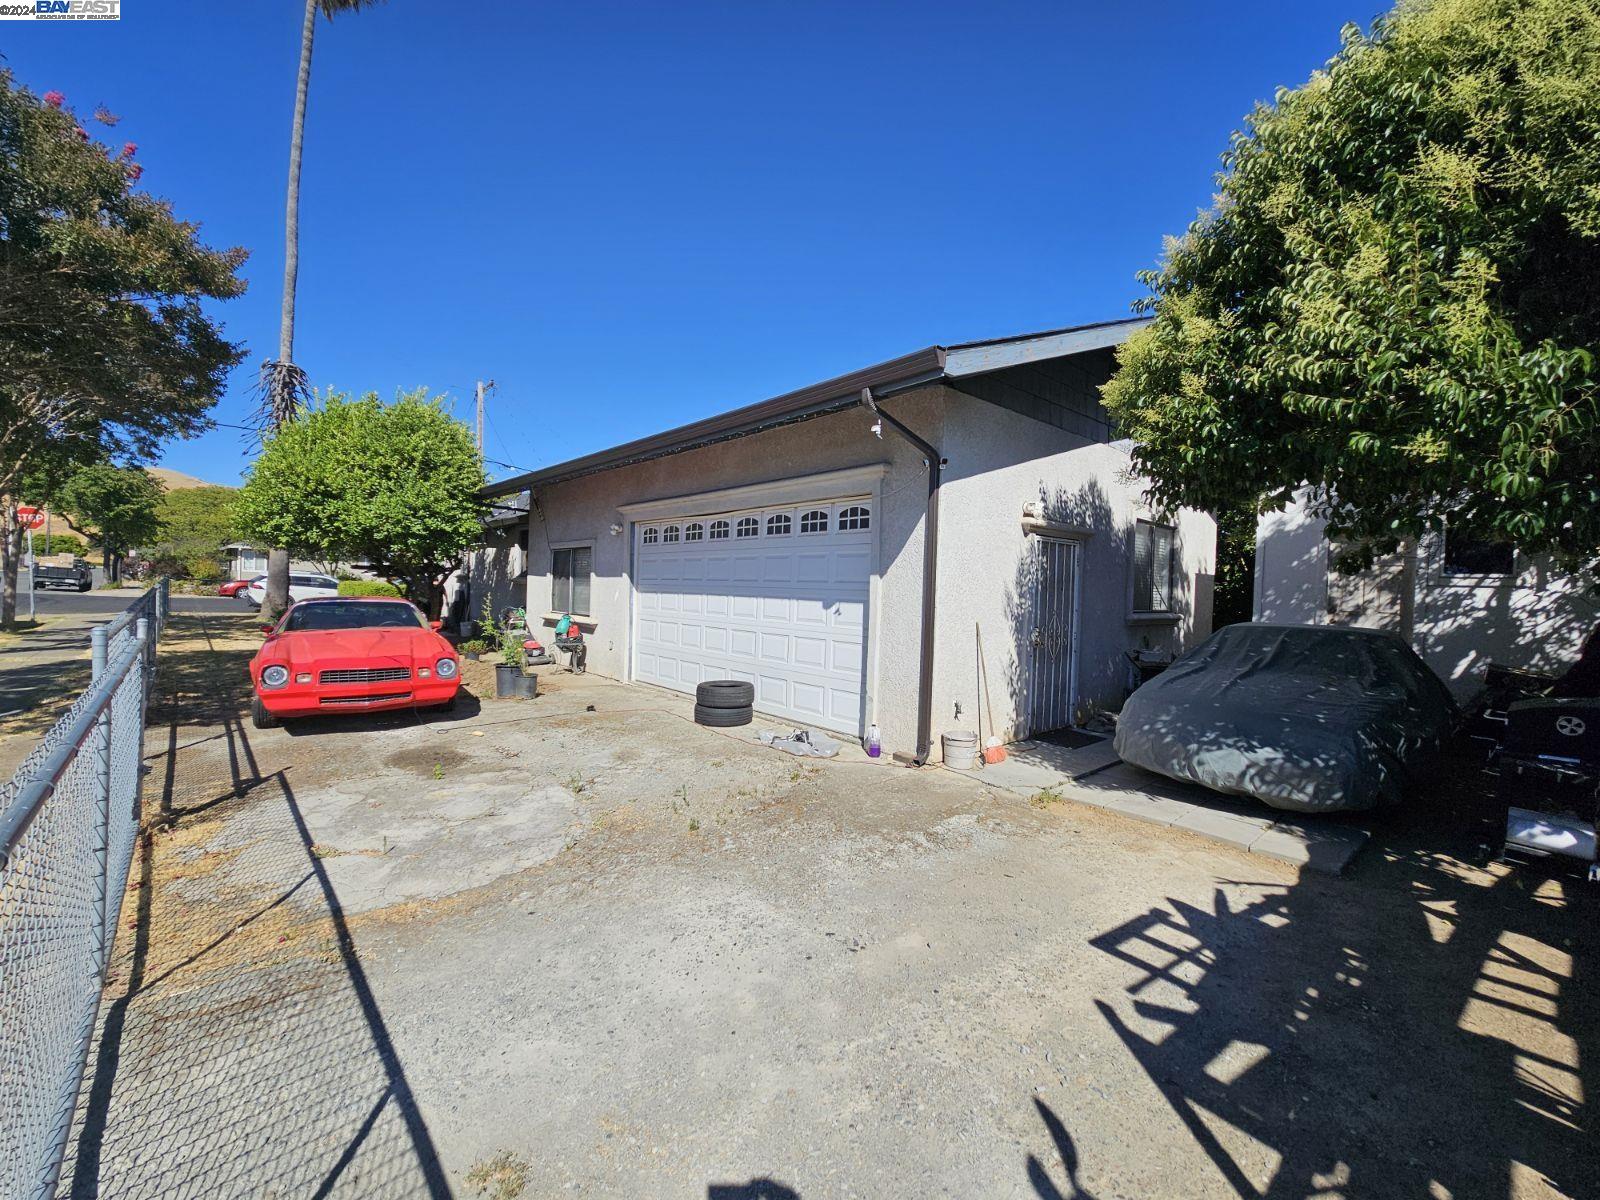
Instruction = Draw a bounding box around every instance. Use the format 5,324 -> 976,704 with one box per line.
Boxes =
63,612 -> 452,1199
1039,771 -> 1599,1199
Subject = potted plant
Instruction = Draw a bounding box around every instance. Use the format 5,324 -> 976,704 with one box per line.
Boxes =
493,629 -> 538,699
458,638 -> 488,661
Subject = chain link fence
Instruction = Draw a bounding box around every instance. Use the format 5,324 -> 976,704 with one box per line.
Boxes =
0,581 -> 168,1200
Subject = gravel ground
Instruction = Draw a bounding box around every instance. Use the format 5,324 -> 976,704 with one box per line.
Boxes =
60,612 -> 1599,1200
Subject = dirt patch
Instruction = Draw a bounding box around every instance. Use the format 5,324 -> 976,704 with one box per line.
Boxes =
385,745 -> 468,775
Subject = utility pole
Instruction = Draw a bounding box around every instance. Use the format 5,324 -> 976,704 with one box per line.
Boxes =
475,380 -> 488,452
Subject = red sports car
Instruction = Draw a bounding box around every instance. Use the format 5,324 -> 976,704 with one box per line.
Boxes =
219,575 -> 260,598
249,597 -> 461,728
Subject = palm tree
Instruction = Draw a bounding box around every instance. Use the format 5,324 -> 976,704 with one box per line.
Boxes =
260,0 -> 388,622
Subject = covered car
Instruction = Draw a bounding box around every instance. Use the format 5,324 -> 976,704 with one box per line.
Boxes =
1113,623 -> 1458,813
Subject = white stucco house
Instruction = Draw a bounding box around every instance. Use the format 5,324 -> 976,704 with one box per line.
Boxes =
1254,490 -> 1599,700
477,319 -> 1216,763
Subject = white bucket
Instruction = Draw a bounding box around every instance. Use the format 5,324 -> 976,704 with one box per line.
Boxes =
942,730 -> 980,770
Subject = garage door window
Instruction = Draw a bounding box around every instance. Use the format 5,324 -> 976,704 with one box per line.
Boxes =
663,525 -> 680,543
684,522 -> 704,541
709,520 -> 729,539
642,526 -> 658,545
766,514 -> 792,536
736,517 -> 759,538
838,505 -> 870,531
552,546 -> 592,615
799,509 -> 828,534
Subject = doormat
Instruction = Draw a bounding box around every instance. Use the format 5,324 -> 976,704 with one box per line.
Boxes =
1032,726 -> 1107,751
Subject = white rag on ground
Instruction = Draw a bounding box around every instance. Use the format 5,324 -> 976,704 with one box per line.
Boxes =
759,729 -> 841,758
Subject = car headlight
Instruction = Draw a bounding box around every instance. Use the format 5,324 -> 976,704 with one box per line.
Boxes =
435,657 -> 458,679
261,664 -> 290,689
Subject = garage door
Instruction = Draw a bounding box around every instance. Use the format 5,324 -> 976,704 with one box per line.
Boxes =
633,497 -> 873,733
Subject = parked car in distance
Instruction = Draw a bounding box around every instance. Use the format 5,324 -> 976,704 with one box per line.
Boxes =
219,575 -> 262,599
242,572 -> 339,609
1114,623 -> 1458,813
248,597 -> 461,729
33,558 -> 93,592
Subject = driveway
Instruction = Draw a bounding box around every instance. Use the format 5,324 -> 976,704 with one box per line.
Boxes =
64,613 -> 1598,1199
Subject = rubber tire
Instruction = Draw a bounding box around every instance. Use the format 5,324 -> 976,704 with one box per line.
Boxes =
251,696 -> 280,729
696,680 -> 755,709
694,703 -> 753,727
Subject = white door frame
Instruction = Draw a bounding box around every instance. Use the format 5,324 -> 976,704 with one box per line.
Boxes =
1023,533 -> 1082,736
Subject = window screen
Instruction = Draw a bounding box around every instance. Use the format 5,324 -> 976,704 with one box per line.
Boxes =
552,546 -> 592,615
1132,521 -> 1175,613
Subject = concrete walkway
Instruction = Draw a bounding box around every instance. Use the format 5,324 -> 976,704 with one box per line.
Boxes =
954,737 -> 1370,874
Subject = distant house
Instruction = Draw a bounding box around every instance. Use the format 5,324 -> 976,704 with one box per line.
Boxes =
478,320 -> 1216,761
449,493 -> 530,628
1253,490 -> 1599,700
221,543 -> 374,582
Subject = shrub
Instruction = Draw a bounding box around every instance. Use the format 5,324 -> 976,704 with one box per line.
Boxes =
36,532 -> 87,557
337,579 -> 402,598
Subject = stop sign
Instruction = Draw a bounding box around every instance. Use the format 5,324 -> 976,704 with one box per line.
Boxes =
16,506 -> 45,531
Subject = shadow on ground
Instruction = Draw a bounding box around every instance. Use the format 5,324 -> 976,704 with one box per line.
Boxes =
1027,764 -> 1597,1199
64,613 -> 451,1198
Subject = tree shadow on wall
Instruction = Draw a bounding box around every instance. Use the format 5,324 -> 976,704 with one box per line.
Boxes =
1000,479 -> 1190,738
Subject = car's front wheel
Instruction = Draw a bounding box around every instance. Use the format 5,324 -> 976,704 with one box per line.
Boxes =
251,696 -> 280,729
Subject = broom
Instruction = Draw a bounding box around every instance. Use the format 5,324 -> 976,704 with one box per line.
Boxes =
977,623 -> 1007,764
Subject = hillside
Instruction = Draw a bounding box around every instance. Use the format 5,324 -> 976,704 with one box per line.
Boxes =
149,467 -> 229,492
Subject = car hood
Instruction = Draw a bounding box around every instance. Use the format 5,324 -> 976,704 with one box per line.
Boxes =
258,627 -> 449,668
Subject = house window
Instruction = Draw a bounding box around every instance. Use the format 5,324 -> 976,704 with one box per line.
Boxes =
552,546 -> 592,615
736,517 -> 759,538
1443,528 -> 1514,576
766,514 -> 792,536
642,527 -> 658,545
799,509 -> 828,534
709,520 -> 730,540
838,505 -> 870,531
684,522 -> 704,542
1132,520 -> 1175,613
663,525 -> 680,543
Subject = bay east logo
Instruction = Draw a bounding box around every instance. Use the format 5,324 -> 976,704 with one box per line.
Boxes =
0,0 -> 122,18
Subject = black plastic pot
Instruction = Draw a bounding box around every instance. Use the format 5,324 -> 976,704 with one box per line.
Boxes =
494,665 -> 538,699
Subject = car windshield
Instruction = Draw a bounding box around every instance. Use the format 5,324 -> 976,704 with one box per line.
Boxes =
281,602 -> 424,632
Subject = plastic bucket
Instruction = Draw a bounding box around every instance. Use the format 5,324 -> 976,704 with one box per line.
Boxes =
941,730 -> 979,770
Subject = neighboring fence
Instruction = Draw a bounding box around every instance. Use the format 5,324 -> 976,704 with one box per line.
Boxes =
0,580 -> 169,1200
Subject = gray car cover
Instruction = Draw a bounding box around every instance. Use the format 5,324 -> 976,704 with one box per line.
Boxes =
1113,623 -> 1458,813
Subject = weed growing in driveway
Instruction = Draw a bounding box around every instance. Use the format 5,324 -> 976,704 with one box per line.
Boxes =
310,843 -> 340,859
465,1150 -> 529,1200
688,817 -> 700,832
1030,787 -> 1064,809
670,783 -> 690,814
432,761 -> 444,780
564,774 -> 589,795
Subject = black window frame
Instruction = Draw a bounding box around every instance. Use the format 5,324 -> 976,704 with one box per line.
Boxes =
1131,520 -> 1176,614
551,545 -> 593,616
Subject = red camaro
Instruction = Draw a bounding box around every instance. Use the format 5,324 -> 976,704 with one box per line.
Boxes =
249,597 -> 461,729
219,575 -> 260,598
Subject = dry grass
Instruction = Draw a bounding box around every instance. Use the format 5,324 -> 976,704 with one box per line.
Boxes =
465,1150 -> 530,1200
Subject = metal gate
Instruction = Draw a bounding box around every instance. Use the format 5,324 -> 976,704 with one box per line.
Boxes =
1027,536 -> 1079,734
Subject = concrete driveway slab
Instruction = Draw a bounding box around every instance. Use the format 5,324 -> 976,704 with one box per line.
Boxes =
61,613 -> 1600,1200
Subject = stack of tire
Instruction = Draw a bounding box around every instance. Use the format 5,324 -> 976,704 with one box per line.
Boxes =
695,680 -> 754,727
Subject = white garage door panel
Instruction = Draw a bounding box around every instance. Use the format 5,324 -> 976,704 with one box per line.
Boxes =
633,498 -> 872,734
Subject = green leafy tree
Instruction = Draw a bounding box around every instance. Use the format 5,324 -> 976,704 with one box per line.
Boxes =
236,389 -> 487,614
57,465 -> 165,579
0,73 -> 246,624
148,485 -> 238,579
260,0 -> 391,624
1102,0 -> 1600,577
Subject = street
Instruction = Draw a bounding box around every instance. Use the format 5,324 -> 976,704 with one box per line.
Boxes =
21,587 -> 244,617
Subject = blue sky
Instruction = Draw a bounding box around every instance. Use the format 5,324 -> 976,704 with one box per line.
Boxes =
6,0 -> 1363,486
